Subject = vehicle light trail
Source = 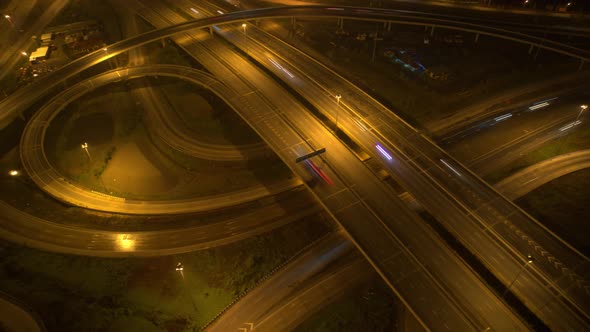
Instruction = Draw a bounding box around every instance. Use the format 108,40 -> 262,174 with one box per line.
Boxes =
559,120 -> 582,132
494,113 -> 512,122
268,58 -> 294,78
440,159 -> 461,176
528,102 -> 550,111
353,118 -> 368,131
376,144 -> 392,161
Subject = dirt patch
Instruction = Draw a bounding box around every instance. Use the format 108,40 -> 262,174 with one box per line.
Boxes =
101,141 -> 177,196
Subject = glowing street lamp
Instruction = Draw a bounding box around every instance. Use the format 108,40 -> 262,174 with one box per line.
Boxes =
577,104 -> 588,122
241,23 -> 249,54
176,262 -> 185,278
4,14 -> 14,27
81,142 -> 91,160
503,255 -> 534,298
9,170 -> 19,176
21,51 -> 27,56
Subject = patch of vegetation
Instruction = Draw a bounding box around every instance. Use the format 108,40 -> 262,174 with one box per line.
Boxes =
516,169 -> 590,257
94,146 -> 116,178
487,125 -> 590,183
295,278 -> 399,332
0,214 -> 331,331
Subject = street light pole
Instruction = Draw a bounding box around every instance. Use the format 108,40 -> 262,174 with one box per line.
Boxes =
335,94 -> 342,131
103,47 -> 114,69
502,255 -> 534,298
4,14 -> 14,28
241,23 -> 248,54
372,35 -> 383,63
576,104 -> 588,122
81,142 -> 91,160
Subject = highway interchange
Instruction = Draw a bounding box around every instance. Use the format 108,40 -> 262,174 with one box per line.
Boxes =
166,3 -> 589,329
1,1 -> 590,331
20,65 -> 302,214
135,1 -> 536,329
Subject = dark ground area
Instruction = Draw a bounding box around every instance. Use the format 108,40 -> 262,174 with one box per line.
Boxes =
516,169 -> 590,257
0,215 -> 331,332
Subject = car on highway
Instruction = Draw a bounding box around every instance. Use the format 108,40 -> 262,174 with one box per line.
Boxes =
304,159 -> 333,185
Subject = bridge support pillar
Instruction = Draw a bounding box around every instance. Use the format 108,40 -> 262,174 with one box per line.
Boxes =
209,26 -> 213,35
430,26 -> 435,36
474,33 -> 479,43
528,44 -> 534,54
383,21 -> 391,31
533,48 -> 540,61
579,60 -> 585,71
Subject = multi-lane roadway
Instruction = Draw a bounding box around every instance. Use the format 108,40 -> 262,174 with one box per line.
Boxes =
134,2 -> 532,330
495,149 -> 590,200
1,4 -> 589,330
183,4 -> 588,328
20,65 -> 300,214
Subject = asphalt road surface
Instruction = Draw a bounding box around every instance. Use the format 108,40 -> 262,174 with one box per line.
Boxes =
0,291 -> 44,332
135,2 -> 529,330
495,149 -> 590,200
20,65 -> 301,214
2,4 -> 586,329
193,6 -> 588,327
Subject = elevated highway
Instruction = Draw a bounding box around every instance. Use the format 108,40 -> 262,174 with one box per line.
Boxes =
20,65 -> 300,214
0,188 -> 317,257
3,5 -> 587,330
181,4 -> 589,328
2,5 -> 590,129
134,2 -> 528,330
496,149 -> 590,200
139,83 -> 269,162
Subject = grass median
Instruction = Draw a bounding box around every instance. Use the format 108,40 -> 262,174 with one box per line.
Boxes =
0,213 -> 331,331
